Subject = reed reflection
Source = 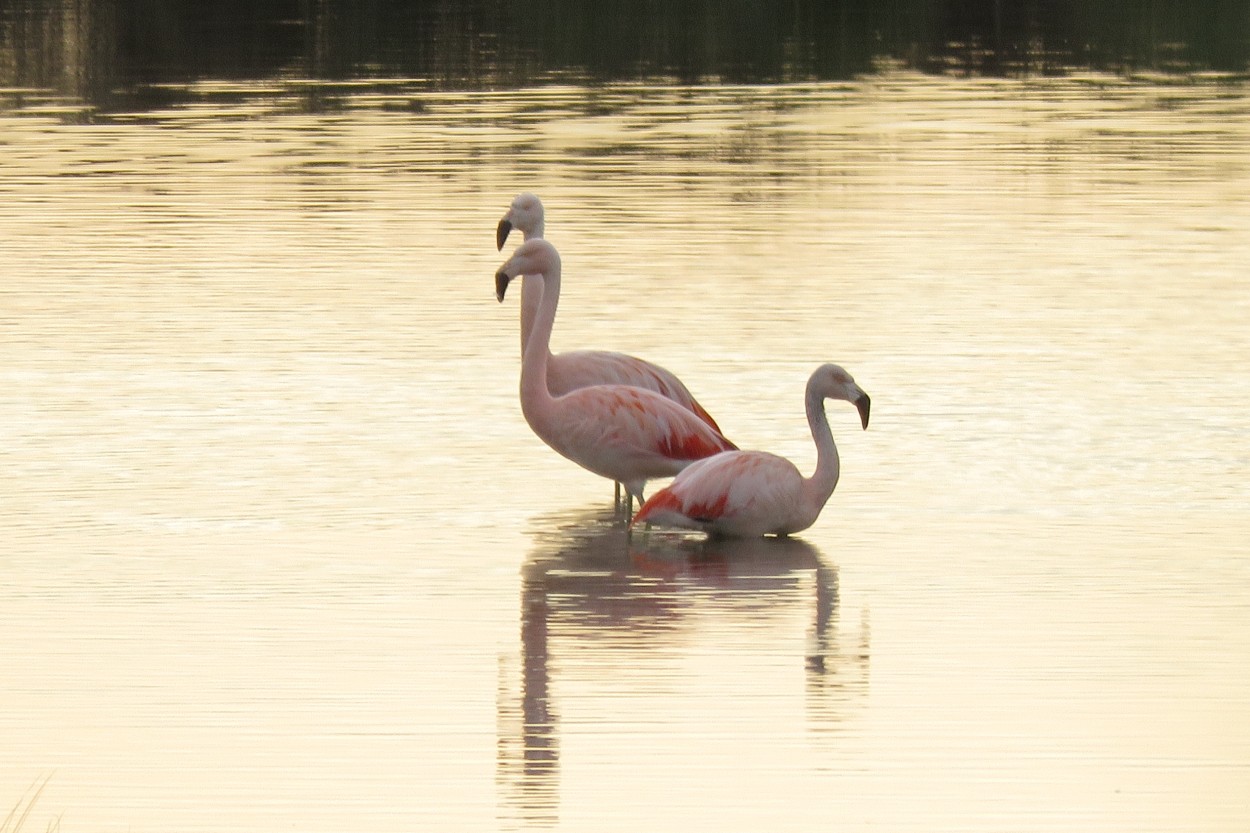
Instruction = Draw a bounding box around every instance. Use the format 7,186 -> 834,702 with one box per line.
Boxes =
496,508 -> 870,828
3,0 -> 1246,119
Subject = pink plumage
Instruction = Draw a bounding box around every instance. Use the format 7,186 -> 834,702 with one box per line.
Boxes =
495,238 -> 736,503
632,364 -> 870,538
544,349 -> 724,434
496,192 -> 723,435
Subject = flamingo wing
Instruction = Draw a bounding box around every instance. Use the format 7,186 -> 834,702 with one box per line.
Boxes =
550,350 -> 723,434
632,451 -> 804,536
540,385 -> 734,489
598,386 -> 735,460
602,386 -> 732,459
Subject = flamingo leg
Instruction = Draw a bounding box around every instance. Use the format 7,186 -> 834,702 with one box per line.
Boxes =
614,482 -> 635,519
613,483 -> 641,519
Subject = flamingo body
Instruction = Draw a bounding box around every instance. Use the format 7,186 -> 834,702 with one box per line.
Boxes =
530,382 -> 736,499
544,349 -> 722,431
496,239 -> 736,501
632,363 -> 870,538
496,192 -> 723,434
631,452 -> 810,537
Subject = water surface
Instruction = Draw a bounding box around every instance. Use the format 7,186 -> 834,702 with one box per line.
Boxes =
2,64 -> 1249,832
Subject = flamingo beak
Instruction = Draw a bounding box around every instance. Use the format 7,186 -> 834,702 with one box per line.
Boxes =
496,218 -> 513,251
854,393 -> 871,429
495,269 -> 511,302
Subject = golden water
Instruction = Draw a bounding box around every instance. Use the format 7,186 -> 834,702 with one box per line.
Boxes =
2,74 -> 1248,831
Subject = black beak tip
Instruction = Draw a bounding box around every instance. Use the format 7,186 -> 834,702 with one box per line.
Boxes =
495,270 -> 510,303
856,393 -> 871,430
495,219 -> 512,251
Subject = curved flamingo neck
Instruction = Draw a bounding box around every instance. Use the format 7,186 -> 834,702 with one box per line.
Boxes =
517,226 -> 548,355
519,266 -> 561,428
519,278 -> 546,356
802,382 -> 840,517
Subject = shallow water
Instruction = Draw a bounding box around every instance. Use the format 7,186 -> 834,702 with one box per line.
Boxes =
2,69 -> 1249,832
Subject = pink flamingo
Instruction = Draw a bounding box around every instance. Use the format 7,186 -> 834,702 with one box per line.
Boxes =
495,239 -> 737,506
495,192 -> 723,433
631,364 -> 870,538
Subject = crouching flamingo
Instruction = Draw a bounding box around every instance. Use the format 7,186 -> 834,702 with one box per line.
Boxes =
495,239 -> 736,507
631,364 -> 870,538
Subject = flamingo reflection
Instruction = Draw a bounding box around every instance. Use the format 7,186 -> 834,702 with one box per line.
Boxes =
496,508 -> 870,828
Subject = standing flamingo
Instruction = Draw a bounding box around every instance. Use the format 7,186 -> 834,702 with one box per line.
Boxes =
495,192 -> 723,433
631,364 -> 870,538
495,239 -> 737,506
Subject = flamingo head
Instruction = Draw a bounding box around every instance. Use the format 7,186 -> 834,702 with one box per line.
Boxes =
495,238 -> 560,303
496,192 -> 545,250
810,363 -> 871,429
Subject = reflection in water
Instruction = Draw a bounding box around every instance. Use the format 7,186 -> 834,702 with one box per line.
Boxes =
497,509 -> 869,828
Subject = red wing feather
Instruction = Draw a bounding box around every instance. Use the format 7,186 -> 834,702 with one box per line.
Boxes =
631,481 -> 731,527
631,488 -> 682,527
659,428 -> 734,461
